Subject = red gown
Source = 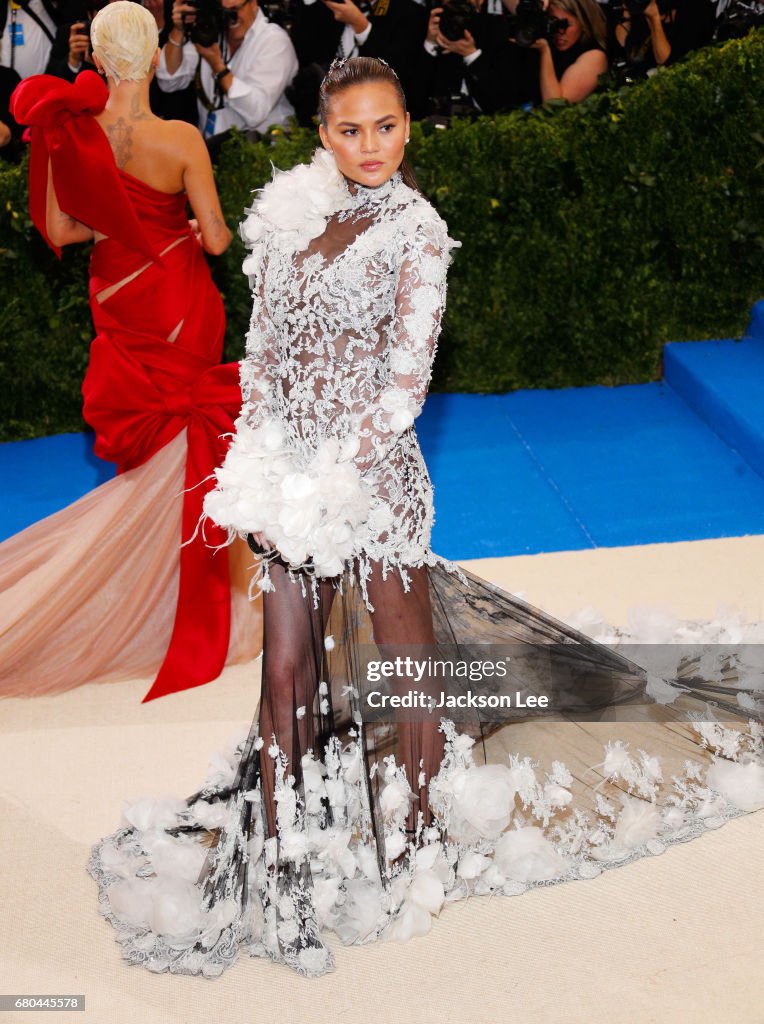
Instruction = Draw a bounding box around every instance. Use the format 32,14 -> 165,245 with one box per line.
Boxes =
0,72 -> 261,702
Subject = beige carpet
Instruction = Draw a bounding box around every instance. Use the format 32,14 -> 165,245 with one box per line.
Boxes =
2,535 -> 763,1024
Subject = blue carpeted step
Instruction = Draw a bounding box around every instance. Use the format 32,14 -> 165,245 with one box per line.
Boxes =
664,335 -> 764,479
744,298 -> 764,342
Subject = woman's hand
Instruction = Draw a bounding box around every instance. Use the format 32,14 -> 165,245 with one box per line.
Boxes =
171,0 -> 195,33
250,531 -> 274,553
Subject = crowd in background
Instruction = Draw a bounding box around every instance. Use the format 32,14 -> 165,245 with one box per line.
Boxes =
1,0 -> 762,160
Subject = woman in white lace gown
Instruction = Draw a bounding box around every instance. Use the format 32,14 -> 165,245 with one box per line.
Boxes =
88,56 -> 764,980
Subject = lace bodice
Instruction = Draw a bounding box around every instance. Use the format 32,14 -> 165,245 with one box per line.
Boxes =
204,149 -> 461,595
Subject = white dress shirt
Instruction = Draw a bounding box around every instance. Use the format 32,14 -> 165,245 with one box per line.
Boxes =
0,0 -> 55,78
156,8 -> 299,137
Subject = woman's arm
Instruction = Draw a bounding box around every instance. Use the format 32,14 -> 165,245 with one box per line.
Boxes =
349,215 -> 459,477
645,3 -> 672,66
46,157 -> 94,247
537,40 -> 607,103
180,126 -> 232,256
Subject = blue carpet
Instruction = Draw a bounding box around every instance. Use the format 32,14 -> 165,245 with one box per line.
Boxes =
3,377 -> 763,559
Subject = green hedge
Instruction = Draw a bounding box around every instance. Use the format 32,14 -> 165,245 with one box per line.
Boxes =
2,32 -> 764,441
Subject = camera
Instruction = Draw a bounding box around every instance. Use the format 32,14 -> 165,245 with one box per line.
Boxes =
506,0 -> 569,48
437,0 -> 478,42
714,0 -> 764,40
184,0 -> 229,47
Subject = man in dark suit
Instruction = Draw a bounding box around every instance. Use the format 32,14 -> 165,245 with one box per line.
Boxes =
290,0 -> 430,119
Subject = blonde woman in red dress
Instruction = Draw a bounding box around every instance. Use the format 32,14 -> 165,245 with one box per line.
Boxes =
4,1 -> 260,703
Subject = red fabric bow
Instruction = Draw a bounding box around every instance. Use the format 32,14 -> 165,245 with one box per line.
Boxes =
10,72 -> 158,262
82,330 -> 242,703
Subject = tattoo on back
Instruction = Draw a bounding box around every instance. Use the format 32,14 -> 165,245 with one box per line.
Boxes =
107,117 -> 134,169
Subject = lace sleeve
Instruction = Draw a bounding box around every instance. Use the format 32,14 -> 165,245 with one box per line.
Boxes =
350,212 -> 460,476
239,220 -> 278,429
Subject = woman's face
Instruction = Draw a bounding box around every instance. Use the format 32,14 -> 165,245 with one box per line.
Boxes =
549,5 -> 582,49
319,81 -> 410,191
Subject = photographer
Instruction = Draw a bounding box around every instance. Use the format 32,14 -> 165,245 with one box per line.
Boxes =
44,0 -> 106,82
423,0 -> 526,116
309,0 -> 429,117
156,0 -> 298,140
0,63 -> 22,160
530,0 -> 607,102
0,0 -> 58,77
611,1 -> 716,76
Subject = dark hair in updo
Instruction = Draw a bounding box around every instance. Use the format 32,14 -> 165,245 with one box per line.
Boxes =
318,56 -> 421,194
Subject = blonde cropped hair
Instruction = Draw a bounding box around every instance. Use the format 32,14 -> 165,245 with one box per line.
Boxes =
91,1 -> 159,85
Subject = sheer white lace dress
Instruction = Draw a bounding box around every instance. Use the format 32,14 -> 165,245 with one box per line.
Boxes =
87,148 -> 764,980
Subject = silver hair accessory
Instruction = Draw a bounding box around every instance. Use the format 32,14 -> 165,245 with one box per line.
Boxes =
324,54 -> 400,81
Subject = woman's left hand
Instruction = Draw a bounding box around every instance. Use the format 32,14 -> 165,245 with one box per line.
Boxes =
435,28 -> 477,56
530,36 -> 550,51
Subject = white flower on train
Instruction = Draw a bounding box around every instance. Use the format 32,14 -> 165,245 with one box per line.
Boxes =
106,877 -> 155,928
450,764 -> 517,839
199,898 -> 238,950
189,799 -> 228,829
340,744 -> 362,785
149,878 -> 204,941
601,796 -> 660,857
406,869 -> 445,916
384,902 -> 431,942
140,832 -> 207,882
453,733 -> 476,759
493,826 -> 569,882
313,877 -> 341,929
334,878 -> 385,945
98,840 -> 145,880
384,829 -> 407,862
662,806 -> 685,831
601,740 -> 633,777
275,786 -> 298,831
543,782 -> 572,810
121,796 -> 187,832
379,778 -> 412,820
456,851 -> 491,880
280,830 -> 310,865
705,757 -> 764,812
315,828 -> 357,878
204,752 -> 237,790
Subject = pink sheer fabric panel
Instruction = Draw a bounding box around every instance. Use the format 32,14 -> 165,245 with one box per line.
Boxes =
0,432 -> 261,697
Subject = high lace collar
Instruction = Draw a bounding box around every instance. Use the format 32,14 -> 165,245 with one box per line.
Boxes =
339,167 -> 404,210
240,147 -> 409,255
